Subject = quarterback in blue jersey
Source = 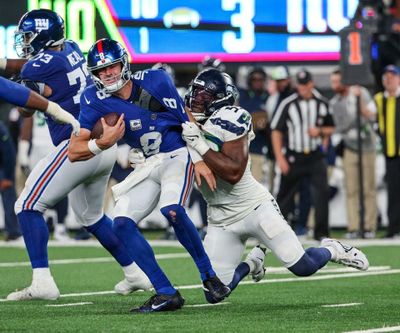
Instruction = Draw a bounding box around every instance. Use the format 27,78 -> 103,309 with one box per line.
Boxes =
7,10 -> 150,301
68,38 -> 230,312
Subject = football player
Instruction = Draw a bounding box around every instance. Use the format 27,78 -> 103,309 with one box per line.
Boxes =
5,9 -> 150,301
181,69 -> 370,290
68,38 -> 230,312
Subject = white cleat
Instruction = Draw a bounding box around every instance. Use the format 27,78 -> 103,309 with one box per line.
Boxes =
321,238 -> 369,271
245,245 -> 267,282
7,277 -> 60,301
114,275 -> 153,296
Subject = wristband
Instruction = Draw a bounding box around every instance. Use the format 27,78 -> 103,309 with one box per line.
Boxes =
0,58 -> 6,71
88,139 -> 102,155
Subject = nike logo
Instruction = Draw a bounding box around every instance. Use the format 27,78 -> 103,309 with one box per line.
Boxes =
151,301 -> 168,310
84,94 -> 91,104
32,63 -> 40,67
170,154 -> 178,159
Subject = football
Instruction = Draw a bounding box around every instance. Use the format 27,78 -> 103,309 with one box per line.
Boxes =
90,112 -> 120,139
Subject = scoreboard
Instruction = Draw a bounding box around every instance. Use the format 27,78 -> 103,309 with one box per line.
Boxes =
0,0 -> 360,63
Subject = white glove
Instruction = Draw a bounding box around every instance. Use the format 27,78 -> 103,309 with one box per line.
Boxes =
181,121 -> 209,155
45,101 -> 80,136
128,148 -> 146,168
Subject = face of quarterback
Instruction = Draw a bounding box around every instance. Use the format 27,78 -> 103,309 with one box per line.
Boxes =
96,62 -> 123,87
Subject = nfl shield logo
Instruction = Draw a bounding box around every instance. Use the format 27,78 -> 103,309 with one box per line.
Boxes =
130,119 -> 142,131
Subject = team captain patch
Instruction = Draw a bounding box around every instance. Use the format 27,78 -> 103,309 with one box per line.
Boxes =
130,119 -> 142,131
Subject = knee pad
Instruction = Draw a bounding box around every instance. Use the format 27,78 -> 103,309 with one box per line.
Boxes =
160,204 -> 186,224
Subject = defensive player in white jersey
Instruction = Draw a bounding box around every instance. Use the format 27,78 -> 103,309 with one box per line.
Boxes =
5,9 -> 150,301
181,69 -> 370,290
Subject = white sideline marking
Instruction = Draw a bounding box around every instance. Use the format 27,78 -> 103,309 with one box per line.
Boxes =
1,268 -> 400,302
45,302 -> 93,308
343,326 -> 400,333
186,302 -> 230,308
0,252 -> 190,268
1,238 -> 400,248
321,302 -> 363,308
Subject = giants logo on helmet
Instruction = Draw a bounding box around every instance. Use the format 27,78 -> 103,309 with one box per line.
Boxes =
35,19 -> 49,31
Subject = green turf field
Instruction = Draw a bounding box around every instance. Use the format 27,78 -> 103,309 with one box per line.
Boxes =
1,243 -> 399,333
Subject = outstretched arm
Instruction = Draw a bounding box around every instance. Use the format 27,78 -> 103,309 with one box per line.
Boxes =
0,58 -> 27,76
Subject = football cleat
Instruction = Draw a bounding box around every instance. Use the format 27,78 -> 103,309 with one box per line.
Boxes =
202,276 -> 231,304
130,291 -> 185,313
245,245 -> 267,282
114,275 -> 153,296
321,238 -> 369,271
7,277 -> 60,301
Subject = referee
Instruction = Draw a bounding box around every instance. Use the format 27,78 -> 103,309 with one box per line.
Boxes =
372,65 -> 400,238
270,69 -> 335,240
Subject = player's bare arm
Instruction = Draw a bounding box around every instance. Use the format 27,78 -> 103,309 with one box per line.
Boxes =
68,114 -> 125,162
202,135 -> 248,185
0,58 -> 27,76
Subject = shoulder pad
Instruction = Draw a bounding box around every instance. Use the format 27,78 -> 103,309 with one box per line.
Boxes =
208,106 -> 251,137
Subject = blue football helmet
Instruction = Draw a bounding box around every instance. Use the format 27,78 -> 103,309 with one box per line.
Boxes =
186,68 -> 239,122
86,38 -> 131,93
14,9 -> 65,58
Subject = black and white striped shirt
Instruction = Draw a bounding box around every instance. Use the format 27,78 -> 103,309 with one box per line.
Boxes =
270,92 -> 333,154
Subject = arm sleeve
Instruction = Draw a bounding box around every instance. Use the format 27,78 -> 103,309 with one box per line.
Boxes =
0,76 -> 30,106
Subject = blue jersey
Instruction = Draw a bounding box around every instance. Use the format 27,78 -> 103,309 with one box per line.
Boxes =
79,69 -> 188,157
21,40 -> 92,146
0,76 -> 30,106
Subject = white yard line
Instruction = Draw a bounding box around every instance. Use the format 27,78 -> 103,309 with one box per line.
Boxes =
45,302 -> 93,308
186,302 -> 230,308
1,238 -> 400,248
343,326 -> 400,333
1,268 -> 400,302
321,303 -> 363,308
0,252 -> 190,268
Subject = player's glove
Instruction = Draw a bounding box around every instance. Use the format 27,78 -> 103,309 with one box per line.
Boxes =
181,121 -> 210,156
45,101 -> 80,136
128,148 -> 146,168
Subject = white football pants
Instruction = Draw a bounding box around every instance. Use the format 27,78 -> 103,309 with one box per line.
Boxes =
113,147 -> 193,222
204,198 -> 305,284
15,140 -> 117,227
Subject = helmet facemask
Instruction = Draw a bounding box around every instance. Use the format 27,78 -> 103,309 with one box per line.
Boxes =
14,31 -> 37,58
90,54 -> 131,93
188,85 -> 217,123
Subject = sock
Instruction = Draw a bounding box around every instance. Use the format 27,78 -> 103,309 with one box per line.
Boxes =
85,215 -> 134,267
228,262 -> 250,292
289,247 -> 332,277
160,204 -> 215,281
32,267 -> 52,280
113,216 -> 176,295
18,211 -> 49,269
122,262 -> 142,279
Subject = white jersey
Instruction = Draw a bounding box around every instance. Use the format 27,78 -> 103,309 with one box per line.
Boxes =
199,105 -> 273,226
